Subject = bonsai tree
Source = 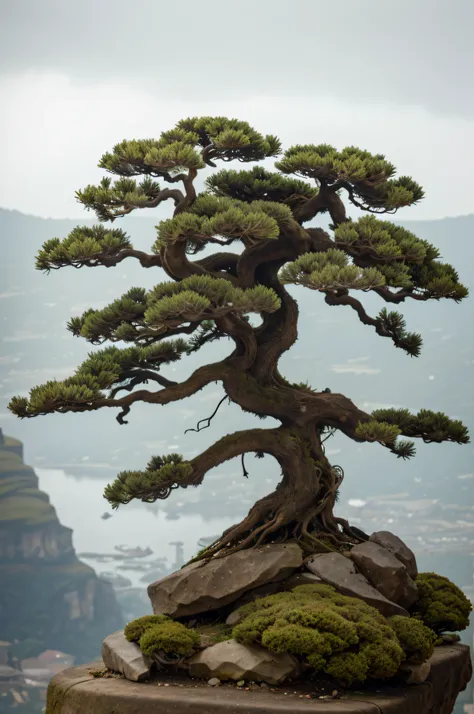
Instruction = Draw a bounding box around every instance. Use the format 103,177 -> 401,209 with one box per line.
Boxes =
8,116 -> 470,559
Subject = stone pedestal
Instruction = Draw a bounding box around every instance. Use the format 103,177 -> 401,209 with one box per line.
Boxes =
46,644 -> 472,714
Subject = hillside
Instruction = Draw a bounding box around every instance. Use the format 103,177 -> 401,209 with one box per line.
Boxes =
0,427 -> 122,662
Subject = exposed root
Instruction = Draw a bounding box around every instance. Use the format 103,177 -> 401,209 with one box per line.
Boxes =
299,530 -> 338,554
254,513 -> 286,547
191,500 -> 365,562
334,517 -> 367,543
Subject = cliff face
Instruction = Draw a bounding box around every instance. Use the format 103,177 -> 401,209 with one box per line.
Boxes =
0,428 -> 123,663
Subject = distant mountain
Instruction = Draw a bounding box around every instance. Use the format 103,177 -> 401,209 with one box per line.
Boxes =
0,427 -> 122,662
0,208 -> 473,516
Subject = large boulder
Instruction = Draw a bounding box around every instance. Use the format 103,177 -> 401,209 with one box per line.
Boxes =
148,543 -> 302,619
369,531 -> 418,580
187,639 -> 301,684
102,630 -> 152,682
305,552 -> 409,617
350,541 -> 419,609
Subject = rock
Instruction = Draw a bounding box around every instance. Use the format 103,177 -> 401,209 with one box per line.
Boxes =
282,572 -> 323,589
225,580 -> 288,627
198,634 -> 217,649
350,541 -> 418,609
369,531 -> 418,580
399,661 -> 431,684
224,581 -> 285,626
102,630 -> 152,682
305,552 -> 409,617
226,610 -> 243,627
225,572 -> 324,626
187,639 -> 301,684
207,677 -> 220,686
148,543 -> 302,619
440,633 -> 461,644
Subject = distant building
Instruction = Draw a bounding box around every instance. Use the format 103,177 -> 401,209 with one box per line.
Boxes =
169,541 -> 184,569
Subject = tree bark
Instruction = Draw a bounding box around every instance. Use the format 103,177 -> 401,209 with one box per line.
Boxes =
193,422 -> 364,561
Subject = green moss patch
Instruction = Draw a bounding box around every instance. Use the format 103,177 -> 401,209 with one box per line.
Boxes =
231,583 -> 434,687
388,615 -> 436,664
194,622 -> 233,644
125,614 -> 200,659
411,572 -> 472,634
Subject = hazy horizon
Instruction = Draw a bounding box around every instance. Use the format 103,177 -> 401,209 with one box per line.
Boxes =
3,1 -> 474,221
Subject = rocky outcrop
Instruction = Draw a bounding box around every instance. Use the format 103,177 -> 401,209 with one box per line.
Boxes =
0,430 -> 123,663
148,543 -> 302,619
369,531 -> 418,580
305,552 -> 409,617
0,519 -> 75,562
187,639 -> 301,684
102,631 -> 152,682
147,534 -> 420,625
349,541 -> 418,609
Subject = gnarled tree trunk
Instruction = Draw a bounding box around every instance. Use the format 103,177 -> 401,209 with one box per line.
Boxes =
194,421 -> 364,561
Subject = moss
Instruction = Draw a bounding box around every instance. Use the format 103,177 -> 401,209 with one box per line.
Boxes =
125,614 -> 201,658
124,614 -> 171,642
89,667 -> 109,678
139,621 -> 200,658
195,622 -> 232,644
231,583 -> 405,686
411,572 -> 472,634
89,667 -> 122,679
389,615 -> 436,664
325,651 -> 370,685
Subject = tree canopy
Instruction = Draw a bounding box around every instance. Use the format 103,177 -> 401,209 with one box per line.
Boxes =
8,116 -> 469,556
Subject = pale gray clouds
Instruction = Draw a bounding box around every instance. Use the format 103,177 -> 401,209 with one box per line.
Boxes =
1,0 -> 473,219
3,0 -> 473,119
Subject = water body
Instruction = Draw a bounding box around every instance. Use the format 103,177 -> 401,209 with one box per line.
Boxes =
36,468 -> 233,578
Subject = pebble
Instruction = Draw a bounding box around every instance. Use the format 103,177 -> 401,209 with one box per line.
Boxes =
208,678 -> 221,687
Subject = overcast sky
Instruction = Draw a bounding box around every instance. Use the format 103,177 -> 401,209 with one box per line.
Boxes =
2,0 -> 473,220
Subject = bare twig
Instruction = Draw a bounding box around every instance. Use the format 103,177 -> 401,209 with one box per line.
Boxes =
184,395 -> 230,434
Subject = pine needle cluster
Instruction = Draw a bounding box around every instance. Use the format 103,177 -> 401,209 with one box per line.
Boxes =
7,114 -> 470,518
